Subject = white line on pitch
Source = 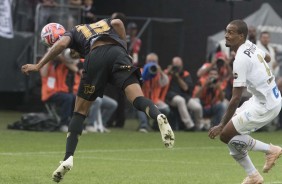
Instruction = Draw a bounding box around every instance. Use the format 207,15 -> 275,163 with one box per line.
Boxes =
0,146 -> 225,156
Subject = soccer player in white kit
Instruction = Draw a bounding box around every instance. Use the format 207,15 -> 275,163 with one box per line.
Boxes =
208,20 -> 282,184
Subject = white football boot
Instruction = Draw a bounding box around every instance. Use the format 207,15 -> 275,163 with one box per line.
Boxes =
52,156 -> 73,183
263,144 -> 282,173
241,171 -> 263,184
157,114 -> 175,148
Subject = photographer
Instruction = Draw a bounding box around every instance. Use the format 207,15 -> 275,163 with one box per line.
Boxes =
164,57 -> 203,131
193,68 -> 225,127
137,53 -> 170,132
197,51 -> 232,90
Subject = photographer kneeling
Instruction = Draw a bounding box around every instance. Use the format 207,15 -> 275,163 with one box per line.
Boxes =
164,57 -> 203,131
137,53 -> 170,132
193,68 -> 225,127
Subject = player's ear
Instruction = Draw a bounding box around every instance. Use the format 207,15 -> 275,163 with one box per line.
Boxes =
240,33 -> 245,40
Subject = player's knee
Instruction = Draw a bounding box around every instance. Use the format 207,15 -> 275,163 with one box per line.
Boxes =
219,131 -> 231,144
68,112 -> 86,134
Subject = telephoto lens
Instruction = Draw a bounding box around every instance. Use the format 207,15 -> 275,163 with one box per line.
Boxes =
142,63 -> 158,81
149,64 -> 157,75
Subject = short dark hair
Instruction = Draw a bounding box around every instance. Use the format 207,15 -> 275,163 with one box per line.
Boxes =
260,31 -> 270,37
111,12 -> 126,25
230,19 -> 248,40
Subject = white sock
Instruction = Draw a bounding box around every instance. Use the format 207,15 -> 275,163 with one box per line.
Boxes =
231,135 -> 270,153
233,154 -> 257,175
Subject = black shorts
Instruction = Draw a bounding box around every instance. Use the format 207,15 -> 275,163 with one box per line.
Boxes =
77,44 -> 142,101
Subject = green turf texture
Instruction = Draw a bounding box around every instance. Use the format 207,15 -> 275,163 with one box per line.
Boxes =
0,110 -> 282,184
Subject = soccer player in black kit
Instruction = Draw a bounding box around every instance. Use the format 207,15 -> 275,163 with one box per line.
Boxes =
21,16 -> 175,182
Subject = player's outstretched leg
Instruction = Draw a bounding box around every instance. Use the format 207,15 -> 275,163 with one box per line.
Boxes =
52,156 -> 73,183
263,144 -> 282,173
132,96 -> 175,148
157,114 -> 175,148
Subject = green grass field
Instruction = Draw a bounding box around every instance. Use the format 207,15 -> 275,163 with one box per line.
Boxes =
1,110 -> 282,184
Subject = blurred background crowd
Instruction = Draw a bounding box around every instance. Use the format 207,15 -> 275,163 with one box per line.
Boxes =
1,0 -> 282,133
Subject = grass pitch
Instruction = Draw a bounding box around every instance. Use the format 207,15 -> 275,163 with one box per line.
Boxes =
0,110 -> 282,184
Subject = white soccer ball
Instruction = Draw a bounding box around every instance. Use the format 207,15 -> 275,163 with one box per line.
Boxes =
40,23 -> 65,47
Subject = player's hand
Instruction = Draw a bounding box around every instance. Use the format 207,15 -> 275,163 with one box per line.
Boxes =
208,124 -> 224,139
21,64 -> 39,75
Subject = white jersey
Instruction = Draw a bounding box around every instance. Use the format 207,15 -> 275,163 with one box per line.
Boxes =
256,40 -> 279,77
233,40 -> 281,110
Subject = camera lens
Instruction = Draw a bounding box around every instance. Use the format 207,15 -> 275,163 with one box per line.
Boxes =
149,65 -> 157,74
216,59 -> 224,68
209,77 -> 217,84
172,66 -> 179,73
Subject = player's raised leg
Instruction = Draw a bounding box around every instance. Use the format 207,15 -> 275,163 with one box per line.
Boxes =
124,83 -> 175,148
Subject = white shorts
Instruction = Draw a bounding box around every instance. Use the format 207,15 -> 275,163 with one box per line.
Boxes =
232,99 -> 281,135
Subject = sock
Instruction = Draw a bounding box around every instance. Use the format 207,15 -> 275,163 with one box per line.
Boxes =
133,96 -> 160,120
64,112 -> 86,161
228,137 -> 257,175
231,135 -> 270,153
232,153 -> 257,175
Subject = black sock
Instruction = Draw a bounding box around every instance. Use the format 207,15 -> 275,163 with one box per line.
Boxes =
133,96 -> 161,120
64,112 -> 85,161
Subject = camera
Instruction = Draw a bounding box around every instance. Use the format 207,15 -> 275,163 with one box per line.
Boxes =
216,59 -> 224,69
142,63 -> 158,81
148,64 -> 157,75
209,77 -> 217,84
171,65 -> 180,73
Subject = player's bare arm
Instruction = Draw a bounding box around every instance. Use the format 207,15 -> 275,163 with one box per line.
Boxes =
21,36 -> 71,75
111,19 -> 126,41
209,86 -> 243,139
37,36 -> 71,69
265,53 -> 271,63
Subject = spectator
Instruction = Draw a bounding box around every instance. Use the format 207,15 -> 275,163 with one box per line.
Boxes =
127,22 -> 142,66
193,68 -> 225,127
38,0 -> 58,32
137,53 -> 170,132
104,85 -> 127,128
66,0 -> 82,30
40,49 -> 79,132
257,31 -> 279,77
41,0 -> 57,6
81,0 -> 96,24
86,95 -> 117,133
164,56 -> 203,130
248,26 -> 257,44
68,0 -> 82,5
197,51 -> 232,93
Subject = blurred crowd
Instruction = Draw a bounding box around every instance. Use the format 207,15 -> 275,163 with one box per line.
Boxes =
11,0 -> 282,133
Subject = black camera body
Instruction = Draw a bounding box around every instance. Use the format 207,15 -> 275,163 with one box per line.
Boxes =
216,59 -> 224,69
171,65 -> 180,73
209,77 -> 217,84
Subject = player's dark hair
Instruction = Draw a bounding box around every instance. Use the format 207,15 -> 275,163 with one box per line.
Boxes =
111,12 -> 126,25
230,19 -> 248,40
